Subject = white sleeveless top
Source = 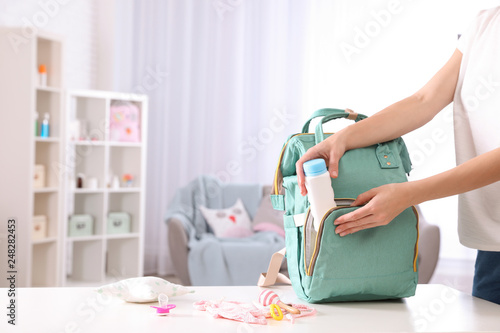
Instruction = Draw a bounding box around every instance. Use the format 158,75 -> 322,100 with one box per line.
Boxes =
454,7 -> 500,250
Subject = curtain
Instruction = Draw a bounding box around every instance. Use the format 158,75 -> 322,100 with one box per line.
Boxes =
114,0 -> 310,275
113,0 -> 495,274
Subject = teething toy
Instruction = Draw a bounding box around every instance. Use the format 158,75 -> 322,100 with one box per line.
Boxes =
269,304 -> 283,320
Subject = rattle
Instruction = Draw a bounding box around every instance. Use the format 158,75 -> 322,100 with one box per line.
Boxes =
259,290 -> 300,314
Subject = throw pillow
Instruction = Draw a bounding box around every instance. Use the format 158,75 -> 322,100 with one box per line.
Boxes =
199,198 -> 253,238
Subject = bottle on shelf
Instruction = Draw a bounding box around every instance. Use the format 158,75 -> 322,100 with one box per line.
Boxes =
41,113 -> 50,138
39,64 -> 47,86
35,111 -> 39,136
303,158 -> 336,231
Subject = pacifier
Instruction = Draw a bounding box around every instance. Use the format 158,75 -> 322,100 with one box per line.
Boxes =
150,293 -> 176,315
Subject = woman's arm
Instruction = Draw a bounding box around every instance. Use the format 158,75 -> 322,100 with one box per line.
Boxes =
296,49 -> 463,195
334,147 -> 500,236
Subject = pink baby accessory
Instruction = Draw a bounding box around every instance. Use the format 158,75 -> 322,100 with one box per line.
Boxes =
258,290 -> 300,314
150,294 -> 176,315
194,291 -> 316,325
283,303 -> 317,324
109,101 -> 141,142
194,300 -> 268,325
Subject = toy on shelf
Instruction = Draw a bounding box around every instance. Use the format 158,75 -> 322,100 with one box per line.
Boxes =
122,173 -> 133,187
150,294 -> 176,316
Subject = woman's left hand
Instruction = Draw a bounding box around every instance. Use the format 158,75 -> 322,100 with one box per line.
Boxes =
334,182 -> 414,236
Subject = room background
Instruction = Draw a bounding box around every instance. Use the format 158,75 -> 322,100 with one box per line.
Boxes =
1,0 -> 498,284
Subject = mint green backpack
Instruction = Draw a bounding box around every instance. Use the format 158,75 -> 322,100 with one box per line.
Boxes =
259,108 -> 419,303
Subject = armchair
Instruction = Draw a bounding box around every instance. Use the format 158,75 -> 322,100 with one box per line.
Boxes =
415,205 -> 441,283
165,176 -> 286,286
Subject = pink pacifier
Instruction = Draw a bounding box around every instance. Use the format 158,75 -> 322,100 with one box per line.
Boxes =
150,294 -> 176,315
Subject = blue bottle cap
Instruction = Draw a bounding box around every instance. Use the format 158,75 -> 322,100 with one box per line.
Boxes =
303,159 -> 327,177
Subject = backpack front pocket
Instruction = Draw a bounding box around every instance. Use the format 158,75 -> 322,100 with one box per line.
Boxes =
302,202 -> 419,303
304,199 -> 356,276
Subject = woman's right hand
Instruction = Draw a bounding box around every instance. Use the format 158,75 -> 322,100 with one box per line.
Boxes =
295,132 -> 348,196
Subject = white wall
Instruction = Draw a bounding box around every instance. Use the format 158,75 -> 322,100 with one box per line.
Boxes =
0,0 -> 98,89
303,0 -> 500,260
3,0 -> 497,270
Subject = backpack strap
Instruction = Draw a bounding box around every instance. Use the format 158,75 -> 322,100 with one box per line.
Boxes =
301,108 -> 346,133
314,110 -> 368,143
302,108 -> 365,133
258,248 -> 291,287
271,141 -> 287,210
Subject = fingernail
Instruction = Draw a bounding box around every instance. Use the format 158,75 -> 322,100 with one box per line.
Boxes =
340,232 -> 346,237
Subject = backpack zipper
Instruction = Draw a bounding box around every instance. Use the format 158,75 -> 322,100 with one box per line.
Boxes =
304,199 -> 356,276
411,206 -> 419,272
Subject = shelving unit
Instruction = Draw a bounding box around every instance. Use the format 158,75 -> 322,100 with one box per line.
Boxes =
0,28 -> 147,288
63,90 -> 148,286
0,28 -> 64,287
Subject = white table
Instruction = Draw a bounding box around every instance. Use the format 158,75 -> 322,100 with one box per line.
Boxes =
1,284 -> 499,332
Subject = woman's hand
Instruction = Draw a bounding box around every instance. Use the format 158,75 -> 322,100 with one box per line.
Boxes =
334,182 -> 414,236
296,133 -> 348,195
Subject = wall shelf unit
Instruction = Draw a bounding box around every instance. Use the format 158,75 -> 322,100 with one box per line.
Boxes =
0,28 -> 147,288
64,90 -> 148,286
0,28 -> 64,287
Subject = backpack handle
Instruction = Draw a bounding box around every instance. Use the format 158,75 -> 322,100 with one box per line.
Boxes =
314,109 -> 367,144
301,108 -> 365,133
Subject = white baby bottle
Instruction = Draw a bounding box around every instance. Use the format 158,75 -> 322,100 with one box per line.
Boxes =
303,158 -> 336,231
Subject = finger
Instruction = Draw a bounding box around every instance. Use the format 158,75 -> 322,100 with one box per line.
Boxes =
295,159 -> 307,195
335,214 -> 377,234
352,189 -> 377,206
337,222 -> 381,237
328,153 -> 339,178
334,205 -> 372,225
